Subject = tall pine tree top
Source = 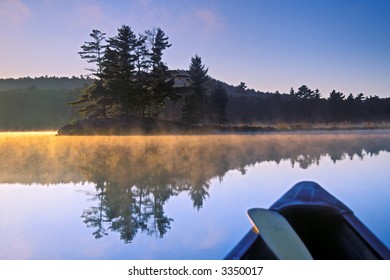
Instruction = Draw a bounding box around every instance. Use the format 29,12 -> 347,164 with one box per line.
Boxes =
106,25 -> 138,79
78,29 -> 106,77
147,28 -> 172,73
189,55 -> 208,86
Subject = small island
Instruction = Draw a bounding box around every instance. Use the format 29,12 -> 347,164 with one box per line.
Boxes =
57,25 -> 390,135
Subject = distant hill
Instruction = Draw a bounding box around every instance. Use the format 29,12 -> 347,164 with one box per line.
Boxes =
170,69 -> 283,98
0,77 -> 91,131
0,76 -> 94,90
0,87 -> 81,131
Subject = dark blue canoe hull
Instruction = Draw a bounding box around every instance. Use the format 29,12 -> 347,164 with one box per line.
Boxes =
225,181 -> 390,260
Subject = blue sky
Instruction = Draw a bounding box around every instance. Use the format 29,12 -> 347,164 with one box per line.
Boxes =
1,0 -> 389,97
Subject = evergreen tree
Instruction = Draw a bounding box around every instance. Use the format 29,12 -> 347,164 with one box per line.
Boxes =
313,89 -> 321,99
142,28 -> 177,117
104,25 -> 141,116
134,34 -> 150,81
181,55 -> 209,125
70,29 -> 113,118
68,80 -> 111,118
147,28 -> 172,72
328,90 -> 345,102
78,29 -> 106,77
327,90 -> 346,121
295,85 -> 316,100
355,93 -> 365,102
209,83 -> 229,126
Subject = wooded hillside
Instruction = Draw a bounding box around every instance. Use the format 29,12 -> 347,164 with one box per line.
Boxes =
0,81 -> 83,130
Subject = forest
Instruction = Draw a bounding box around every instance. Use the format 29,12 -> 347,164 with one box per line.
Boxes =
227,85 -> 390,125
0,76 -> 93,90
0,24 -> 390,132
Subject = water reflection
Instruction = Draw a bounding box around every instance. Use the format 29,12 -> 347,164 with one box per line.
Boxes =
81,180 -> 174,242
1,131 -> 390,243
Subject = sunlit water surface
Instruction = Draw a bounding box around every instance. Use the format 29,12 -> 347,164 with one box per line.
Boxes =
0,131 -> 389,259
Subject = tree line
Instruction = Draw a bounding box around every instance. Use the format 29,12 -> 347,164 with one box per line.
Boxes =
227,84 -> 390,124
0,87 -> 80,130
70,25 -> 229,127
0,76 -> 93,90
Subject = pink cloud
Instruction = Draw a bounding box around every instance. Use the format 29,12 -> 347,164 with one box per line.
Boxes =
0,0 -> 30,23
195,9 -> 224,35
173,9 -> 224,39
76,3 -> 104,26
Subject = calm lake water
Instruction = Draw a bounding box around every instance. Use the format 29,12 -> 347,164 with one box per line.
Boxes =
0,131 -> 389,259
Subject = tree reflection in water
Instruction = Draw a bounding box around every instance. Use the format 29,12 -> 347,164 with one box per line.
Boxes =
1,132 -> 390,243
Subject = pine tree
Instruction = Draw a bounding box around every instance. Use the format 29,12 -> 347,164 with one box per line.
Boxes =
142,28 -> 177,117
209,83 -> 229,126
78,29 -> 106,77
69,80 -> 111,118
134,34 -> 150,81
181,55 -> 209,125
295,85 -> 316,100
70,30 -> 113,118
104,25 -> 140,116
149,28 -> 172,72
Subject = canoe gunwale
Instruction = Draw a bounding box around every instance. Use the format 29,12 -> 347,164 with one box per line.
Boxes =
343,213 -> 390,260
224,229 -> 259,260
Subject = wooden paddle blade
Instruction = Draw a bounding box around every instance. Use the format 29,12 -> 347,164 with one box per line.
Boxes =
247,208 -> 313,260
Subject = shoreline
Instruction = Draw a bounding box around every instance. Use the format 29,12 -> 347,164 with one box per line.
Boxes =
55,118 -> 390,136
1,127 -> 390,137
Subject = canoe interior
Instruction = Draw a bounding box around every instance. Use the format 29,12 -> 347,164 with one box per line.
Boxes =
225,182 -> 389,260
279,205 -> 381,260
238,205 -> 383,260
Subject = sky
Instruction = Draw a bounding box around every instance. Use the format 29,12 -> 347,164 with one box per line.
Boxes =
1,0 -> 389,97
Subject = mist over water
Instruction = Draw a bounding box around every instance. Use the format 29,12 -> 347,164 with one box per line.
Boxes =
2,131 -> 390,184
0,131 -> 389,259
